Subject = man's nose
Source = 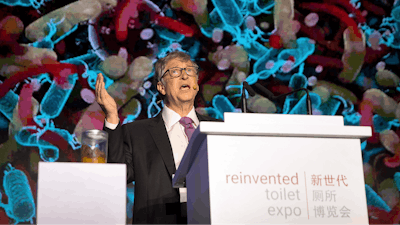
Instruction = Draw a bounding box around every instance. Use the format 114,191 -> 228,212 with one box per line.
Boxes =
181,70 -> 189,79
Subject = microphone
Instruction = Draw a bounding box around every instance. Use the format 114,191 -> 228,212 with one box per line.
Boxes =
253,83 -> 313,115
193,85 -> 197,90
241,81 -> 256,113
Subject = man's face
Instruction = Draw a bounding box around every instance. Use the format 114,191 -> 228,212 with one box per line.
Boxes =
157,58 -> 199,105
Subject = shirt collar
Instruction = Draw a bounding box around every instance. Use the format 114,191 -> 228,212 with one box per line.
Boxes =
162,105 -> 199,132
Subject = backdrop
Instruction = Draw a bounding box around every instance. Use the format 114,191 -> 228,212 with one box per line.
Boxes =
0,0 -> 399,223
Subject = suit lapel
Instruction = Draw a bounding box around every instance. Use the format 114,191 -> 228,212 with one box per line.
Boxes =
148,112 -> 211,178
148,113 -> 176,177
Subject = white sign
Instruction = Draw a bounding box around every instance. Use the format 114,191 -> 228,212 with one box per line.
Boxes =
207,135 -> 368,224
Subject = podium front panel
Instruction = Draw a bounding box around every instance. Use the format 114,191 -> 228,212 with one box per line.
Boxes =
37,162 -> 126,224
206,135 -> 368,224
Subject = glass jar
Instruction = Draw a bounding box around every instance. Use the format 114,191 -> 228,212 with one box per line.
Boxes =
81,129 -> 108,163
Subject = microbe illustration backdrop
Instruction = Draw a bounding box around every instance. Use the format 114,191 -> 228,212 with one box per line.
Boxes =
0,0 -> 400,223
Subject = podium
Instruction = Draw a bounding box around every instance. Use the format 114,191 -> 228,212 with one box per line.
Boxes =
172,113 -> 372,224
37,162 -> 126,224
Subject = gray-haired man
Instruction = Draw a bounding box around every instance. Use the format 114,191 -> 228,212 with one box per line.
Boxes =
96,51 -> 218,224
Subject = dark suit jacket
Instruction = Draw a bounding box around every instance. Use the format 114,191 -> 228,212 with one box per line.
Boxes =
104,112 -> 218,224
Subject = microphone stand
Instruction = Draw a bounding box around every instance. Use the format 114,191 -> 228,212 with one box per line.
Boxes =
241,87 -> 247,113
241,81 -> 255,113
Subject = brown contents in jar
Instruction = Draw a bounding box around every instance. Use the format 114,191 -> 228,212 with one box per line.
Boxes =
81,144 -> 106,163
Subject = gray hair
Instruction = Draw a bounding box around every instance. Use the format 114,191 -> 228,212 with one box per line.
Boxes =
154,51 -> 198,82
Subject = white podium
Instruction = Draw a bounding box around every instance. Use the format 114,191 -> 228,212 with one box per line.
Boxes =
37,162 -> 126,224
173,113 -> 372,224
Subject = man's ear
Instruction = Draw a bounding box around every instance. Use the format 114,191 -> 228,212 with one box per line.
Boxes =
157,81 -> 166,96
194,77 -> 199,93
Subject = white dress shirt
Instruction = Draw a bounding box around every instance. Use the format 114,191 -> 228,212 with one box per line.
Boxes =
104,105 -> 199,203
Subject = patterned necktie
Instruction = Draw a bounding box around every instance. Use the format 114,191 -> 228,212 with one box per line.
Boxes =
179,117 -> 195,141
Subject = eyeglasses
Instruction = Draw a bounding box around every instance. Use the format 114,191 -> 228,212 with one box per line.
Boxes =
161,66 -> 198,80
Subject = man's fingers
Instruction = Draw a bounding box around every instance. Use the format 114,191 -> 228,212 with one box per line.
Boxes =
95,73 -> 101,99
96,73 -> 106,104
95,73 -> 100,86
99,74 -> 109,104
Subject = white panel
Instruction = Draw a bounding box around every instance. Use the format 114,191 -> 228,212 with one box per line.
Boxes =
207,135 -> 368,224
37,162 -> 126,224
200,122 -> 371,139
224,113 -> 344,126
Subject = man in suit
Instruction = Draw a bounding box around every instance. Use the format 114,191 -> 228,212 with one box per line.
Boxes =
95,51 -> 217,224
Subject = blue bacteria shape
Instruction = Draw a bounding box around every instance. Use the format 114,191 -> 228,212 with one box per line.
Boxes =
1,164 -> 35,224
288,74 -> 308,89
201,9 -> 226,37
373,114 -> 400,133
394,172 -> 400,191
14,127 -> 38,146
243,41 -> 269,60
282,74 -> 308,114
251,48 -> 283,81
211,0 -> 243,27
365,184 -> 391,212
0,90 -> 19,121
277,38 -> 315,71
0,0 -> 43,9
250,37 -> 315,82
40,74 -> 78,119
154,26 -> 185,42
287,92 -> 321,115
38,143 -> 59,162
212,95 -> 236,118
318,97 -> 342,116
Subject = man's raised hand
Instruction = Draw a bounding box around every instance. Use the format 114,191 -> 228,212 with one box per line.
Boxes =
95,73 -> 119,124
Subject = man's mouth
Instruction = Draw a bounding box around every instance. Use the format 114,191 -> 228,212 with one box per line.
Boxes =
180,84 -> 191,90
